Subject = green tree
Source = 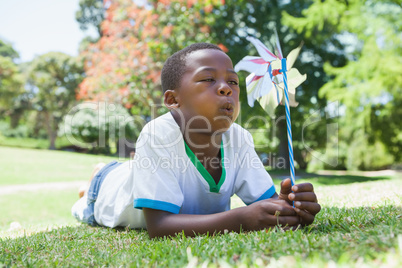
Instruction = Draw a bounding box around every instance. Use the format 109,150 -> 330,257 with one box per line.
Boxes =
0,57 -> 24,112
284,0 -> 401,169
207,0 -> 348,169
27,52 -> 84,149
75,0 -> 351,168
0,39 -> 19,59
75,0 -> 104,37
0,39 -> 26,128
61,102 -> 143,155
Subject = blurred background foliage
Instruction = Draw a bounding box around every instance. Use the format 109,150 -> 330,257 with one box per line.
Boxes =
0,0 -> 400,170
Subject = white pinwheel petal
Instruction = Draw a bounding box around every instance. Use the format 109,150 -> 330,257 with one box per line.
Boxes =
245,72 -> 255,86
259,85 -> 282,117
235,56 -> 268,76
274,83 -> 298,107
272,74 -> 283,85
274,28 -> 283,59
246,79 -> 260,107
251,78 -> 264,101
289,92 -> 299,107
259,73 -> 274,96
246,36 -> 277,62
287,68 -> 307,93
246,73 -> 275,108
286,42 -> 303,70
270,59 -> 281,70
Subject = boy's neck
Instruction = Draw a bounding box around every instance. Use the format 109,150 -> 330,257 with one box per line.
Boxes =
184,134 -> 222,184
171,110 -> 222,163
184,134 -> 222,160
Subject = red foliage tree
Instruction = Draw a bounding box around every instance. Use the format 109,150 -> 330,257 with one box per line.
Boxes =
78,0 -> 225,117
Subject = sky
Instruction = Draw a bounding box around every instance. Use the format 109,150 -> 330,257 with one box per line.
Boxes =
0,0 -> 97,63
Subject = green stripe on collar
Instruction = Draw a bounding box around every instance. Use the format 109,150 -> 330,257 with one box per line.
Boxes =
184,140 -> 226,193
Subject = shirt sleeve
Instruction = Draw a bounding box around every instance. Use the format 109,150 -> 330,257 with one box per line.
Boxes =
233,131 -> 276,205
133,132 -> 183,214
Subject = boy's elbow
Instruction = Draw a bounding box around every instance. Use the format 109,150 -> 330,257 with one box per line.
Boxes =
143,208 -> 175,239
147,229 -> 160,239
146,225 -> 165,239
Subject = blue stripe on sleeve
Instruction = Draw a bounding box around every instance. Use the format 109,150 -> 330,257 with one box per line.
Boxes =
248,185 -> 277,205
134,198 -> 181,214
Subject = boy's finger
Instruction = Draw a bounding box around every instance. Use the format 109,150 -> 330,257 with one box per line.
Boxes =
261,201 -> 296,216
292,183 -> 314,193
280,178 -> 292,195
294,201 -> 321,215
289,192 -> 317,202
294,208 -> 315,225
275,215 -> 300,226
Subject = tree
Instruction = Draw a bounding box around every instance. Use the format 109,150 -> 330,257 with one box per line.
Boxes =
0,57 -> 24,113
75,0 -> 105,37
77,0 -> 348,168
77,0 -> 225,119
0,39 -> 26,128
0,39 -> 19,59
61,102 -> 142,155
205,0 -> 348,169
284,0 -> 402,169
28,52 -> 84,149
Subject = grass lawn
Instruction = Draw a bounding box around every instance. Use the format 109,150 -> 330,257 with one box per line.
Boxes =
0,146 -> 120,185
0,190 -> 79,231
0,147 -> 401,267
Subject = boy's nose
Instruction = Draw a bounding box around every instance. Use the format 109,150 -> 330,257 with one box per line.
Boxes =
217,82 -> 232,96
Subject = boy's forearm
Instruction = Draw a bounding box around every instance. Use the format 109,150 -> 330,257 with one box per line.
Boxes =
143,207 -> 248,238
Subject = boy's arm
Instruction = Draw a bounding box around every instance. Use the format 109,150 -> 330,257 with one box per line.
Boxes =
143,198 -> 299,238
277,178 -> 321,225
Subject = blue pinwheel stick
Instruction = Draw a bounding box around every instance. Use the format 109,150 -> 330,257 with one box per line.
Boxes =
280,58 -> 296,188
277,58 -> 296,207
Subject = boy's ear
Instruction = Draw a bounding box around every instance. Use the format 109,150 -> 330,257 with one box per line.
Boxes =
164,90 -> 180,109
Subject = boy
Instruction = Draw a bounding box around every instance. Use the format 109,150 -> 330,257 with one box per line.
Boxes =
72,43 -> 321,238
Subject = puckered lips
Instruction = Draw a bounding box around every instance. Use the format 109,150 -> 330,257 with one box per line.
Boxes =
218,102 -> 235,117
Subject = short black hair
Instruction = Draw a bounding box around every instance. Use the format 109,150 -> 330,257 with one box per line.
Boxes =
161,43 -> 223,92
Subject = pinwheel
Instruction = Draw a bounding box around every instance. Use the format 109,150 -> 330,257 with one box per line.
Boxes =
234,34 -> 306,189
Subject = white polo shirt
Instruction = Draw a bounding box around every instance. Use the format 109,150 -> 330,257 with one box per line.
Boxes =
93,112 -> 276,228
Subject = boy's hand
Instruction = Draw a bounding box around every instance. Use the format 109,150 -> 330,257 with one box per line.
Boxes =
278,178 -> 321,225
243,198 -> 300,231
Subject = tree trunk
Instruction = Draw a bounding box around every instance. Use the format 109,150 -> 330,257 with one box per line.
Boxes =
277,118 -> 290,169
294,149 -> 308,170
9,110 -> 22,129
44,111 -> 57,150
116,138 -> 135,158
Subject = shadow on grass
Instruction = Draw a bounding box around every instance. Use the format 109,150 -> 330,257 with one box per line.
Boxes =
305,175 -> 391,185
269,169 -> 391,185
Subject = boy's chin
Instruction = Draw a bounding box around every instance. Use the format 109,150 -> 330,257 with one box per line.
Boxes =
211,122 -> 233,134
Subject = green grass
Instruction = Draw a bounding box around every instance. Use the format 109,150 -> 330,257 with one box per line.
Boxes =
0,136 -> 75,150
0,147 -> 401,267
0,146 -> 120,185
0,190 -> 78,231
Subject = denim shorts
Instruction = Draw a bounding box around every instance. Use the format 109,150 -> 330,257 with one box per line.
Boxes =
82,161 -> 122,226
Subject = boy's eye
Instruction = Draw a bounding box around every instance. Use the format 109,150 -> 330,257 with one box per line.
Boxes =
201,78 -> 214,82
228,80 -> 239,85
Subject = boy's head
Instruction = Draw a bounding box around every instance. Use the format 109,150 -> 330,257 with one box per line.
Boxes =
161,43 -> 223,92
163,43 -> 240,134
